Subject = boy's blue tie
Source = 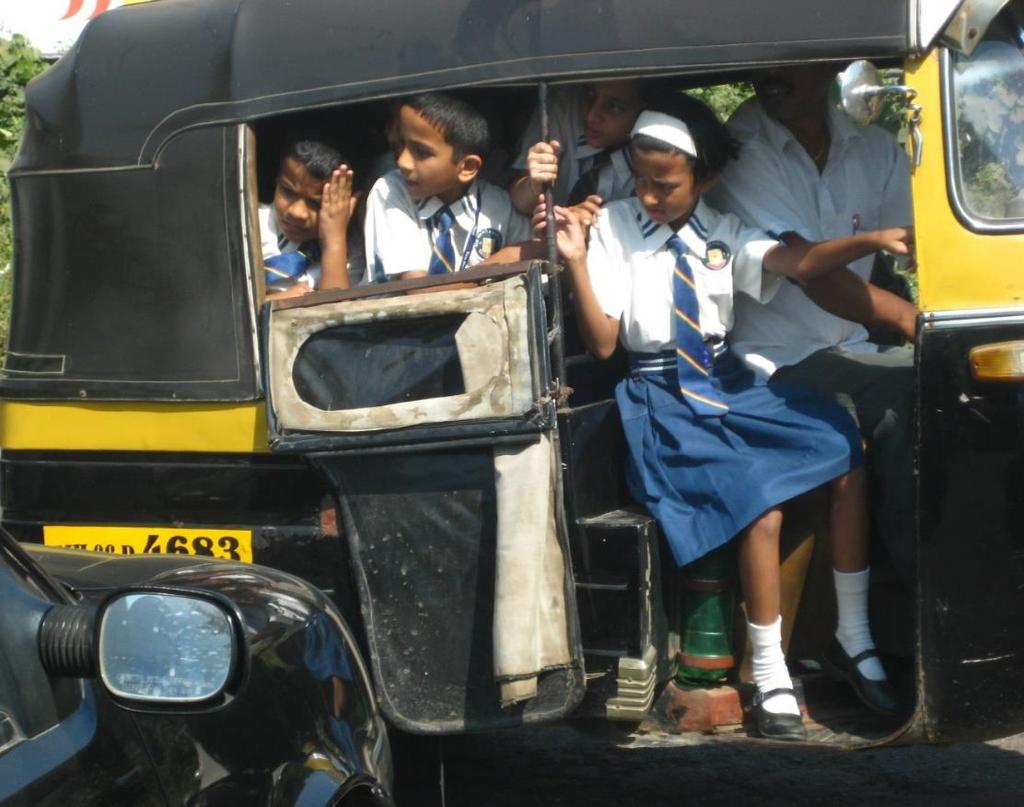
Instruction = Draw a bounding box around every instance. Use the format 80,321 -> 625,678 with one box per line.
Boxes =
568,150 -> 611,206
264,241 -> 321,285
428,206 -> 457,275
665,235 -> 729,417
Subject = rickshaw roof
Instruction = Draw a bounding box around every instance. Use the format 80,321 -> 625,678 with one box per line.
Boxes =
16,0 -> 911,171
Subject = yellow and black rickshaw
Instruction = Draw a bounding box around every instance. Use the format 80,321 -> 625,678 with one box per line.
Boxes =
3,0 -> 1024,763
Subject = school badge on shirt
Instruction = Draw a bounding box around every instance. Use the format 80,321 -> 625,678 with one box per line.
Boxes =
703,241 -> 731,270
474,228 -> 503,259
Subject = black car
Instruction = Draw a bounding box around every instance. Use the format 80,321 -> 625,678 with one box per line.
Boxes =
0,530 -> 393,805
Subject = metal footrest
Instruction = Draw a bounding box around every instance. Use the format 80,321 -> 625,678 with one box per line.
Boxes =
606,645 -> 658,721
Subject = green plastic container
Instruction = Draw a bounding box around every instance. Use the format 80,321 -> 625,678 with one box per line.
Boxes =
676,543 -> 736,686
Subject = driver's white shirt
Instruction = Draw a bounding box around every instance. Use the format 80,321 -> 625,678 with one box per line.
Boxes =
705,98 -> 912,378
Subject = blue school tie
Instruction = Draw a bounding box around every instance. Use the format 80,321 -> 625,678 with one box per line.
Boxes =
264,241 -> 321,285
428,206 -> 456,275
665,235 -> 729,417
567,150 -> 611,205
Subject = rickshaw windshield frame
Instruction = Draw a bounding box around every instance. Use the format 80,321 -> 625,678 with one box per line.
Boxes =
943,7 -> 1024,232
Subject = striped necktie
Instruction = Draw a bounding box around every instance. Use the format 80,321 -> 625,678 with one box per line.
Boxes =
428,206 -> 456,275
264,240 -> 321,285
568,150 -> 611,205
665,235 -> 729,417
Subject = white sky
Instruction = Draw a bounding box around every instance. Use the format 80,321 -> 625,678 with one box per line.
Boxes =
0,0 -> 142,57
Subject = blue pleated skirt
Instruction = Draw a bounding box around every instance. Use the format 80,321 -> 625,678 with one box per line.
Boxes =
618,349 -> 863,567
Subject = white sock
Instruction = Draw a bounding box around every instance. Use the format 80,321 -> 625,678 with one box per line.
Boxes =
747,616 -> 800,715
834,567 -> 886,681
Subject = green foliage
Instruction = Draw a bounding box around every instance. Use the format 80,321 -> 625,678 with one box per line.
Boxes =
686,83 -> 754,121
0,35 -> 45,158
0,35 -> 47,359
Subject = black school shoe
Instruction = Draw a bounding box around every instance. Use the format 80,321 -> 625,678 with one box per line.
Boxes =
750,688 -> 808,741
823,637 -> 902,719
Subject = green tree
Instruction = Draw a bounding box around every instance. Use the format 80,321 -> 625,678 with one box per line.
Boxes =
0,35 -> 47,358
687,82 -> 754,121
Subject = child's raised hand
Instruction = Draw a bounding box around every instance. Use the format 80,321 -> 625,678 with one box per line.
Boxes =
319,166 -> 356,247
526,140 -> 560,189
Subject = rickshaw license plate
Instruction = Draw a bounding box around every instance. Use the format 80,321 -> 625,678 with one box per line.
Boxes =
42,526 -> 253,563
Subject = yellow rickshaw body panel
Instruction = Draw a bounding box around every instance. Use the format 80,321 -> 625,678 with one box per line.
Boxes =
0,401 -> 270,453
910,50 -> 1024,312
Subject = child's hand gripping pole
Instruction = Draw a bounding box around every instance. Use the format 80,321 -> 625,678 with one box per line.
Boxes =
538,80 -> 567,394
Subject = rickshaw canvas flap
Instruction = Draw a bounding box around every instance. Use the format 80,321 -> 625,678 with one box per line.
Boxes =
267,277 -> 536,434
493,434 -> 572,707
316,443 -> 585,733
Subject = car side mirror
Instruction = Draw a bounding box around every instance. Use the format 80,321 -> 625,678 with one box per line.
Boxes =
99,591 -> 239,703
39,588 -> 244,709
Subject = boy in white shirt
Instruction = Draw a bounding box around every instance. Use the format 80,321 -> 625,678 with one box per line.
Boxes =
261,137 -> 359,298
364,93 -> 533,282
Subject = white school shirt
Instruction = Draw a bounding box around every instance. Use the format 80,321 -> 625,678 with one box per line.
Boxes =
258,203 -> 367,288
363,171 -> 532,280
258,203 -> 321,288
512,85 -> 635,205
588,197 -> 781,354
705,98 -> 912,377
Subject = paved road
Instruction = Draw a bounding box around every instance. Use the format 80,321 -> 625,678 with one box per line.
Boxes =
422,724 -> 1024,806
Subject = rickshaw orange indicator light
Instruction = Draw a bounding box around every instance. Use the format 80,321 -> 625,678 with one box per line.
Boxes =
969,341 -> 1024,382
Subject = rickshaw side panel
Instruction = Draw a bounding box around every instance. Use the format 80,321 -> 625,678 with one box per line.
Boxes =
911,20 -> 1024,742
916,319 -> 1024,742
4,125 -> 258,401
0,450 -> 352,597
260,270 -> 587,734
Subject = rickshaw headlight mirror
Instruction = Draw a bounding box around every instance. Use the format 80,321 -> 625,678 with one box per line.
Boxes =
969,341 -> 1024,382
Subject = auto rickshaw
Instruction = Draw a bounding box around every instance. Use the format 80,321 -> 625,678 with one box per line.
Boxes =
3,0 -> 1023,764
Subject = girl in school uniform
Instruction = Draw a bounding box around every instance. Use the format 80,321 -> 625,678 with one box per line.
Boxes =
539,94 -> 906,739
509,80 -> 649,225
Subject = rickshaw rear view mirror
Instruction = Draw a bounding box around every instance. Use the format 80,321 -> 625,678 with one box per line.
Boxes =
839,60 -> 919,124
839,60 -> 921,126
839,60 -> 885,125
839,60 -> 923,166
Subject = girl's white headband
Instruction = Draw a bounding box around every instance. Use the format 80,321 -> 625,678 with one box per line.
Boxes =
630,110 -> 698,158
